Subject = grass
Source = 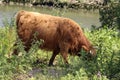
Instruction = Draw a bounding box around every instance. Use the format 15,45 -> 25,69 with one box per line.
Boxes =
0,24 -> 120,80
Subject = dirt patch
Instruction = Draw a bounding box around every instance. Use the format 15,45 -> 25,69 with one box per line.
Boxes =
13,66 -> 66,80
29,67 -> 66,78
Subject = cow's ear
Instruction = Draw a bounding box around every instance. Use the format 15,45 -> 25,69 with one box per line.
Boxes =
82,45 -> 89,51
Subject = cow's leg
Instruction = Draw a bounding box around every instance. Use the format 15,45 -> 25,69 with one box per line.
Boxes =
24,43 -> 31,53
12,42 -> 19,55
59,43 -> 69,64
48,49 -> 59,66
60,51 -> 69,64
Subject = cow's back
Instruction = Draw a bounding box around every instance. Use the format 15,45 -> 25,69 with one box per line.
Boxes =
16,10 -> 62,50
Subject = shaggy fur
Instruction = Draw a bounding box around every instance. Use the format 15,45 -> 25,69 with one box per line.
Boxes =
13,10 -> 96,66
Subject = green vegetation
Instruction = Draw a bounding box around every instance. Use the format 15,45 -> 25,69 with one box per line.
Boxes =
0,1 -> 120,79
0,24 -> 120,80
99,3 -> 120,29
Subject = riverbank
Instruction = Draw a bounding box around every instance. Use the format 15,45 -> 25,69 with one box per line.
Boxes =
1,0 -> 120,11
32,1 -> 102,10
0,0 -> 104,10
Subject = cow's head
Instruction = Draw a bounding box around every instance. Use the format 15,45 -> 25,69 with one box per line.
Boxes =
81,45 -> 96,59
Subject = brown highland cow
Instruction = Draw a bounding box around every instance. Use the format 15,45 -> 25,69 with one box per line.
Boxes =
13,10 -> 96,66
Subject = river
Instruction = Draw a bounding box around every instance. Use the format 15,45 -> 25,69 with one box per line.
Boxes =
0,4 -> 101,29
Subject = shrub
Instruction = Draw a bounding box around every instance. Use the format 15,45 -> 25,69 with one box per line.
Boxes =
99,3 -> 120,29
84,27 -> 120,79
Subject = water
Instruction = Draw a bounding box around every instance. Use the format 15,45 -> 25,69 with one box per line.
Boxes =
0,4 -> 101,28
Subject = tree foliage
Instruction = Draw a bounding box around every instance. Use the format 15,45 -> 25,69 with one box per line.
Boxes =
99,3 -> 120,29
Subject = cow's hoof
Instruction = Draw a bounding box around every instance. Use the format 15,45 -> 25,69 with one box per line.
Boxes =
48,64 -> 54,67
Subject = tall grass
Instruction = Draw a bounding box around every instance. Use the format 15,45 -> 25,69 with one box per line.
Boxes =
0,26 -> 15,80
0,21 -> 120,80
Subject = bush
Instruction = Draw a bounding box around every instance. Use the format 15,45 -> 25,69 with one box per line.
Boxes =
99,3 -> 120,29
84,27 -> 120,79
